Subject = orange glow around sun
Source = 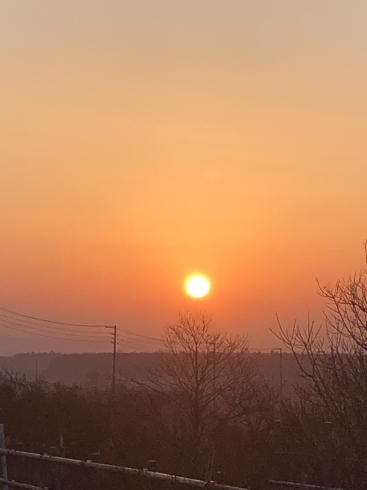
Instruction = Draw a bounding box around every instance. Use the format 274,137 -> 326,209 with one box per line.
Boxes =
185,274 -> 211,299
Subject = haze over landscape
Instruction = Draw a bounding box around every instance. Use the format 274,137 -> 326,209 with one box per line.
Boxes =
1,1 -> 367,354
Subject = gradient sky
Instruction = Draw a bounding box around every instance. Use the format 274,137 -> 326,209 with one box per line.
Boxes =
1,1 -> 367,354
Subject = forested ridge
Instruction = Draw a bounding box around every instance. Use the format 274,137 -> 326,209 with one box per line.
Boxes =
0,351 -> 298,394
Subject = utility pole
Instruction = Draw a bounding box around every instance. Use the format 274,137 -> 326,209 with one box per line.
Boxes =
208,339 -> 217,480
105,325 -> 117,458
272,347 -> 283,398
212,340 -> 217,414
35,358 -> 38,383
105,325 -> 117,395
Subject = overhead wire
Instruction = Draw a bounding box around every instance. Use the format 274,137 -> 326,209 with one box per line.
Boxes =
0,307 -> 111,328
120,329 -> 161,342
0,313 -> 109,337
116,336 -> 165,353
0,307 -> 165,350
0,308 -> 111,343
0,320 -> 109,342
118,334 -> 162,346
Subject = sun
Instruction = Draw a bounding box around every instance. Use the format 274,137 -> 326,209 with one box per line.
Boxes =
185,274 -> 211,299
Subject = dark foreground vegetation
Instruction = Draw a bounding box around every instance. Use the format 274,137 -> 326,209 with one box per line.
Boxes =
2,367 -> 274,490
4,252 -> 367,490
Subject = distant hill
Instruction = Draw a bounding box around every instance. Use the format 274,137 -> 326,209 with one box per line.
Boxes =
0,351 -> 301,396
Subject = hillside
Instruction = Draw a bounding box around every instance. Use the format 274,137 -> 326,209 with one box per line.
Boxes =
0,351 -> 301,396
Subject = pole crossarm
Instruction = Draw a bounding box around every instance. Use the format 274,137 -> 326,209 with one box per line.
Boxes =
0,448 -> 249,490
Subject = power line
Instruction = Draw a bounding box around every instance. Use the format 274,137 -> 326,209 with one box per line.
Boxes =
0,307 -> 111,328
0,313 -> 108,337
117,334 -> 165,350
0,321 -> 109,343
118,334 -> 162,346
120,329 -> 161,342
113,334 -> 162,346
0,307 -> 164,351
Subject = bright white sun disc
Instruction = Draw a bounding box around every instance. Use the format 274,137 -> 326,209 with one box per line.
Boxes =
185,274 -> 211,298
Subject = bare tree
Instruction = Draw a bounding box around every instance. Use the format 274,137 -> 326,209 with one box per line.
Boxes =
145,311 -> 258,477
274,248 -> 367,489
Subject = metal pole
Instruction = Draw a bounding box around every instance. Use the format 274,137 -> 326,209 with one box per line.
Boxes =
105,325 -> 117,395
35,359 -> 38,383
0,424 -> 8,490
212,339 -> 217,477
279,347 -> 283,398
112,325 -> 116,395
272,348 -> 283,398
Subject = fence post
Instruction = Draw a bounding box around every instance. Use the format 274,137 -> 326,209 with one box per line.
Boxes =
0,424 -> 8,490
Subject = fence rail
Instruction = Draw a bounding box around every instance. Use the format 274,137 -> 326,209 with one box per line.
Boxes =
0,448 -> 248,490
0,449 -> 350,490
268,479 -> 347,490
0,478 -> 44,490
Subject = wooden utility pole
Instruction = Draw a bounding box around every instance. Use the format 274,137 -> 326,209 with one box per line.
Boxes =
105,325 -> 117,459
105,325 -> 117,395
35,358 -> 38,383
272,347 -> 283,398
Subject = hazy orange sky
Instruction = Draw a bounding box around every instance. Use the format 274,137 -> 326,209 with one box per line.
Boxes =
1,1 -> 367,354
